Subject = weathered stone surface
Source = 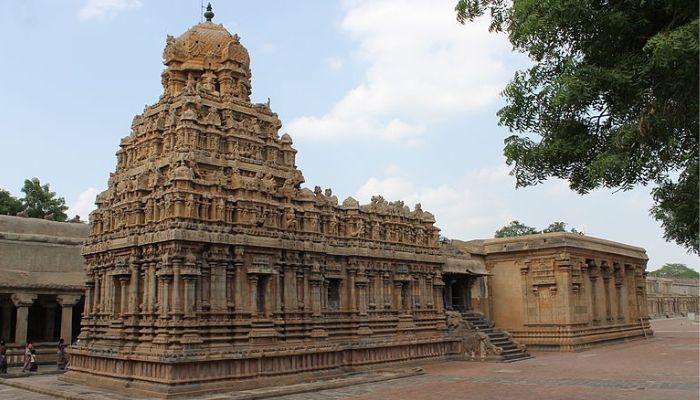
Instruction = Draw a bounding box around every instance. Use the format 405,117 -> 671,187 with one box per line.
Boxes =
456,233 -> 654,351
64,12 -> 471,397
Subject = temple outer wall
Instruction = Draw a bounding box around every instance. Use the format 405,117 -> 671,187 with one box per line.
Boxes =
462,233 -> 652,351
646,277 -> 699,318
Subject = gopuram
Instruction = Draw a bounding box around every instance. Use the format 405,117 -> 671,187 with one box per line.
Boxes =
63,6 -> 509,396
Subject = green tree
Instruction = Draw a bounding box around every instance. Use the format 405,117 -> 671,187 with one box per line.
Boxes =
0,188 -> 23,215
542,221 -> 567,233
648,263 -> 700,279
495,220 -> 583,237
20,178 -> 68,221
456,0 -> 699,254
495,220 -> 539,237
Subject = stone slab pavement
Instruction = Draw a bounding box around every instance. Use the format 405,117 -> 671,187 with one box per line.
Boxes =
1,318 -> 697,400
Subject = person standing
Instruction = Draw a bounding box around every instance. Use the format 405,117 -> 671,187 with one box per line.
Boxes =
57,338 -> 67,370
29,347 -> 38,372
20,342 -> 32,372
0,340 -> 7,373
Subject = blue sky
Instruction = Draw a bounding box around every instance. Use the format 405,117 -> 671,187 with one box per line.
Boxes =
0,0 -> 697,271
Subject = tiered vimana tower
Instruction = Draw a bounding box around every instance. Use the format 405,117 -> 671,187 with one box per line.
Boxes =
65,6 -> 471,396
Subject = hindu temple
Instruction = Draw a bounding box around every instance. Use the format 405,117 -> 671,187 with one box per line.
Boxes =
61,5 -> 651,397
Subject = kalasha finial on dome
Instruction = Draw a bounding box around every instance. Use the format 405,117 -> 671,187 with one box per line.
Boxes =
204,3 -> 214,22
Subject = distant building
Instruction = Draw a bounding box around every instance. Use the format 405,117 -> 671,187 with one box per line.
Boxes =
646,276 -> 699,318
0,215 -> 87,364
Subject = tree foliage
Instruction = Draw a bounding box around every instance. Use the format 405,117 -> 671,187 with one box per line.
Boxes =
648,263 -> 700,279
495,220 -> 539,237
456,0 -> 699,254
20,178 -> 68,222
495,220 -> 581,237
0,189 -> 23,215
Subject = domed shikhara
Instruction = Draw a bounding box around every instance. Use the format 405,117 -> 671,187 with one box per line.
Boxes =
162,19 -> 251,100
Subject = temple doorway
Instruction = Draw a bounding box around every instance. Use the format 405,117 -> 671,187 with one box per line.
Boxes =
443,274 -> 473,313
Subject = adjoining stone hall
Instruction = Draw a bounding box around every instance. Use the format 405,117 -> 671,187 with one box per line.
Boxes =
46,6 -> 652,398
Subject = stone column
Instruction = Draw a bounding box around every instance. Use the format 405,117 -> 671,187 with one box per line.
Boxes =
615,268 -> 625,320
233,261 -> 245,313
57,294 -> 81,343
183,277 -> 196,318
310,279 -> 322,317
226,262 -> 236,311
435,273 -> 446,314
104,273 -> 113,316
11,293 -> 37,345
602,273 -> 612,322
625,265 -> 638,320
248,275 -> 259,317
347,268 -> 357,313
303,268 -> 311,312
383,275 -> 391,309
425,276 -> 433,309
129,263 -> 140,315
84,280 -> 94,317
93,274 -> 101,315
147,263 -> 157,316
296,269 -> 305,310
160,276 -> 171,318
265,275 -> 275,318
273,271 -> 282,317
172,258 -> 182,319
403,280 -> 413,315
119,277 -> 129,317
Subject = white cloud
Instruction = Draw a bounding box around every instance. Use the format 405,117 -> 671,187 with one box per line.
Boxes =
68,187 -> 100,219
355,164 -> 513,238
78,0 -> 142,20
287,0 -> 513,141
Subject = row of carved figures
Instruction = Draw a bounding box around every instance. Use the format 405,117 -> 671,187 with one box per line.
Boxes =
89,197 -> 440,246
117,130 -> 295,171
130,99 -> 280,141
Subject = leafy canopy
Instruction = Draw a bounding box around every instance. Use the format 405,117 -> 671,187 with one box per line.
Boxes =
20,178 -> 68,222
494,220 -> 580,237
648,263 -> 700,279
456,0 -> 699,254
0,189 -> 23,215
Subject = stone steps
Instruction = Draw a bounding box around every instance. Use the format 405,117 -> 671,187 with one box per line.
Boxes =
461,311 -> 532,363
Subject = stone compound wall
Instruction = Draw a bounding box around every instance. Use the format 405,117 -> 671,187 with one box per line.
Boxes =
465,233 -> 652,351
646,277 -> 699,318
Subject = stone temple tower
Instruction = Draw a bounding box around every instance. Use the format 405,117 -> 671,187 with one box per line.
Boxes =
65,6 -> 475,396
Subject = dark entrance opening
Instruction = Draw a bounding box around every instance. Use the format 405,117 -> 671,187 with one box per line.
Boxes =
256,276 -> 267,315
443,274 -> 472,313
327,279 -> 340,311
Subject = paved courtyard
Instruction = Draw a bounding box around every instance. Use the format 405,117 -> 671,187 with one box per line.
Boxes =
0,318 -> 697,400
